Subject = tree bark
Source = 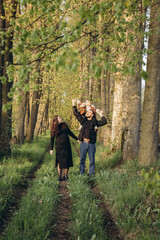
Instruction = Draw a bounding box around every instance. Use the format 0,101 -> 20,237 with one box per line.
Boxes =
139,3 -> 160,166
26,89 -> 41,142
0,0 -> 17,157
15,90 -> 28,144
24,92 -> 30,138
34,97 -> 49,136
121,70 -> 141,160
26,68 -> 42,142
0,0 -> 5,139
111,77 -> 123,149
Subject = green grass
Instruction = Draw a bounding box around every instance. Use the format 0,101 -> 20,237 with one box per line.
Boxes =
70,141 -> 160,239
1,153 -> 59,240
0,135 -> 49,222
1,135 -> 160,240
95,158 -> 160,239
68,175 -> 106,240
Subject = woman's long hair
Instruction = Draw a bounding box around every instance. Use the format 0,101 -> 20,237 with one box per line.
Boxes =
51,115 -> 59,137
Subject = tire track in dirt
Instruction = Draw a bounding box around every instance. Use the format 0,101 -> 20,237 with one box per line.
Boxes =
0,149 -> 47,235
48,180 -> 72,240
89,180 -> 124,240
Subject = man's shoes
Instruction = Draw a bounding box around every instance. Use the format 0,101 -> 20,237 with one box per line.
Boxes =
88,174 -> 95,184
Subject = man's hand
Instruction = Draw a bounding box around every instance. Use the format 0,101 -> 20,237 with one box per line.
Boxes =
50,150 -> 53,155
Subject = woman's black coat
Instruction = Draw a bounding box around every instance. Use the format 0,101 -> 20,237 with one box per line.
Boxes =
50,123 -> 77,169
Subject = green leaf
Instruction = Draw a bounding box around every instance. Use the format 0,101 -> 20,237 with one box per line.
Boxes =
60,21 -> 68,30
0,76 -> 7,84
95,66 -> 102,77
64,1 -> 70,9
128,33 -> 134,42
2,101 -> 12,112
141,70 -> 148,81
7,91 -> 14,98
91,3 -> 100,13
45,61 -> 51,70
71,61 -> 78,71
141,169 -> 146,177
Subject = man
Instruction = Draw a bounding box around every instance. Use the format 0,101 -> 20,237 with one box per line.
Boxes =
72,99 -> 107,176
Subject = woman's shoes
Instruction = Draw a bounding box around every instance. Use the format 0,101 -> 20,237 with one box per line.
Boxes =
58,176 -> 63,181
63,176 -> 68,181
58,176 -> 69,181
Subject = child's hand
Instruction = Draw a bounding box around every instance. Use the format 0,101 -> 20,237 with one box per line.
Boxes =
72,99 -> 77,106
96,109 -> 103,117
85,100 -> 91,106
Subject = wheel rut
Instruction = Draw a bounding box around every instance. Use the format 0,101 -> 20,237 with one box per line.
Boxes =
89,180 -> 125,240
48,180 -> 72,240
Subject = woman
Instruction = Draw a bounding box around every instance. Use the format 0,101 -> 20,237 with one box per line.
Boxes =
50,116 -> 78,181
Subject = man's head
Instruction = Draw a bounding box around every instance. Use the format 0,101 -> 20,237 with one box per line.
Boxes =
86,109 -> 94,119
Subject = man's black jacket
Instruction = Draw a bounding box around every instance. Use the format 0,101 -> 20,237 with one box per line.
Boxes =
73,106 -> 107,144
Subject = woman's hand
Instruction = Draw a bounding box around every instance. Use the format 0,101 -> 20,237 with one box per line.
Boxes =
50,150 -> 53,155
77,140 -> 81,143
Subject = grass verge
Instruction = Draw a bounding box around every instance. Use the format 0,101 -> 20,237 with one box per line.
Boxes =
0,135 -> 49,225
95,159 -> 160,239
1,153 -> 59,240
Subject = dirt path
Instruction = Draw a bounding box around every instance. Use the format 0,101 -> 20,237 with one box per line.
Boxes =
48,180 -> 72,240
89,180 -> 124,240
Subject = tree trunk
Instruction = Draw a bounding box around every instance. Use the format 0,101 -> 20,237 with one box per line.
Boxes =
111,77 -> 123,149
0,0 -> 17,157
139,3 -> 160,166
26,89 -> 41,142
0,0 -> 5,139
34,97 -> 49,136
101,70 -> 107,113
24,92 -> 30,138
121,70 -> 141,160
15,90 -> 28,144
26,68 -> 42,142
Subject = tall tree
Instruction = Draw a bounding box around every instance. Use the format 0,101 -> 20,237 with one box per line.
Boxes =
111,1 -> 144,160
15,87 -> 28,144
121,65 -> 141,160
0,0 -> 17,157
139,2 -> 160,166
0,0 -> 5,141
26,65 -> 42,142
